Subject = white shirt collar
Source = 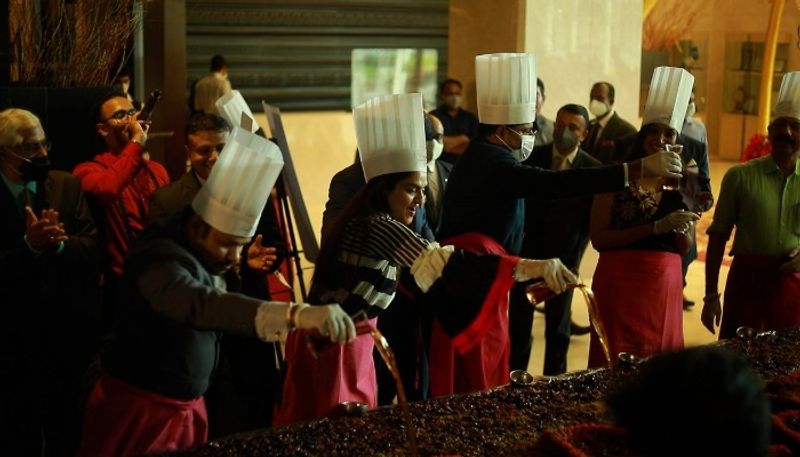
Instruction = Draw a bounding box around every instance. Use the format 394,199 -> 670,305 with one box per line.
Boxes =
597,109 -> 615,128
551,144 -> 579,168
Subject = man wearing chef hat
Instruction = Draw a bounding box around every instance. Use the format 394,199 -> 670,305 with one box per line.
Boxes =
703,71 -> 800,339
77,125 -> 355,457
436,53 -> 682,375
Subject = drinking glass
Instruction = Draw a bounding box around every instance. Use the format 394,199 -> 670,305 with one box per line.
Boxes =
661,144 -> 683,191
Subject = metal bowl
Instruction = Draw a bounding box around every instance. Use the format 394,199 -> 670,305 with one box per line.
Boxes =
617,352 -> 641,365
332,401 -> 368,417
736,326 -> 757,341
509,369 -> 535,387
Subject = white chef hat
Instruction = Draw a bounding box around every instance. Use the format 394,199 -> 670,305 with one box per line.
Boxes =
215,90 -> 261,133
191,127 -> 283,237
353,93 -> 427,182
773,71 -> 800,120
475,53 -> 537,125
641,66 -> 694,133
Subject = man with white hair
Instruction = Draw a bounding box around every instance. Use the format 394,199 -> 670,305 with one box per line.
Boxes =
703,71 -> 800,338
0,108 -> 100,457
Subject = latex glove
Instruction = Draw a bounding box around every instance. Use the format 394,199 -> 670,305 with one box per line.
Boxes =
653,210 -> 699,235
514,258 -> 578,294
246,234 -> 278,273
641,151 -> 682,178
780,247 -> 800,272
296,304 -> 356,344
701,294 -> 722,335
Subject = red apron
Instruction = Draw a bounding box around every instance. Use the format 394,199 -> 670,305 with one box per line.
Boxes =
588,250 -> 684,368
77,373 -> 207,457
720,255 -> 800,339
273,318 -> 378,426
428,233 -> 518,397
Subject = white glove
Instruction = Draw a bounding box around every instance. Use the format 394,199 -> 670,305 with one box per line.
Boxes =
641,151 -> 682,178
653,210 -> 699,235
295,304 -> 356,344
514,258 -> 578,294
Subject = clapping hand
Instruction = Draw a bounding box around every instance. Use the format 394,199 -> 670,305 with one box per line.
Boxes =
246,234 -> 278,272
25,207 -> 67,250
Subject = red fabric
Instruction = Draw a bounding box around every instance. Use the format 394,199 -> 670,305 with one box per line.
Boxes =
273,318 -> 378,426
73,143 -> 170,274
77,373 -> 207,457
428,232 -> 518,397
719,255 -> 800,339
588,250 -> 684,368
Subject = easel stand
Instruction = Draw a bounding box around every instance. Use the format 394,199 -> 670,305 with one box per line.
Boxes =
274,172 -> 309,302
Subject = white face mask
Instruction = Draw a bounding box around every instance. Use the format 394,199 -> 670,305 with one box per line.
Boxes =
426,139 -> 444,165
498,129 -> 535,162
589,99 -> 610,118
685,101 -> 696,119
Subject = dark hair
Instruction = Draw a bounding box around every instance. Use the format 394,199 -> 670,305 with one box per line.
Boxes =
439,78 -> 463,94
477,122 -> 503,138
95,91 -> 130,122
607,347 -> 770,457
210,54 -> 228,72
536,78 -> 545,97
312,171 -> 414,297
592,81 -> 616,102
557,104 -> 590,129
185,113 -> 231,141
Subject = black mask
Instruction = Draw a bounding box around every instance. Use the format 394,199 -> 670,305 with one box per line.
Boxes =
18,156 -> 51,182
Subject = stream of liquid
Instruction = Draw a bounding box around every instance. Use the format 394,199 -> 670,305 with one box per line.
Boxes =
525,282 -> 612,366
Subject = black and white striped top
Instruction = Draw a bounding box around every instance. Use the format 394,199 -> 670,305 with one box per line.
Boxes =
316,213 -> 432,316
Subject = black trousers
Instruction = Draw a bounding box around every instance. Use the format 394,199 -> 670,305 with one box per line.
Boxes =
508,283 -> 575,376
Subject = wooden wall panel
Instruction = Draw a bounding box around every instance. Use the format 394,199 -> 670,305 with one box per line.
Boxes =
186,0 -> 448,111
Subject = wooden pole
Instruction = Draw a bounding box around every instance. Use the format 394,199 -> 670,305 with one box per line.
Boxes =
758,0 -> 786,132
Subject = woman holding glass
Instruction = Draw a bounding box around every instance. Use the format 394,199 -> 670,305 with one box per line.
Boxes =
587,67 -> 700,368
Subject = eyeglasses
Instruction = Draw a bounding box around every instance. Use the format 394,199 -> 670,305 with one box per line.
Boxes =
101,108 -> 137,123
12,141 -> 51,156
508,127 -> 538,137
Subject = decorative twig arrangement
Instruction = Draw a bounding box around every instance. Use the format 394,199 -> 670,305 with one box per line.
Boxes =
8,0 -> 142,87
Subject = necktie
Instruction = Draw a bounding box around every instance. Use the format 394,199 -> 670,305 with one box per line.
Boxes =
587,123 -> 601,150
552,154 -> 569,171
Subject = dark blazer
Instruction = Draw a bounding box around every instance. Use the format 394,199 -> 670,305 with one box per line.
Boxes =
614,132 -> 713,212
322,161 -> 434,242
149,171 -> 287,298
439,139 -> 626,255
425,158 -> 454,238
582,112 -> 637,165
0,171 -> 100,456
520,144 -> 602,267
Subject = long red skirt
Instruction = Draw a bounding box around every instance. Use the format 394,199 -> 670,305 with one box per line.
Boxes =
720,255 -> 800,339
273,319 -> 377,426
77,373 -> 208,457
588,250 -> 684,368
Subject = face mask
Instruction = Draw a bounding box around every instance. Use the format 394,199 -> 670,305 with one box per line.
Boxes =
554,128 -> 580,152
444,94 -> 461,110
589,99 -> 609,118
498,129 -> 535,162
426,139 -> 444,164
685,102 -> 696,119
17,155 -> 51,182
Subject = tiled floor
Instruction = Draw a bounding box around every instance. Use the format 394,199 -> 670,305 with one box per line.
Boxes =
526,157 -> 740,376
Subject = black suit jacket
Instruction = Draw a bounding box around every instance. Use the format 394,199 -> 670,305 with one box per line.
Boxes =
0,171 -> 100,361
520,145 -> 602,267
148,171 -> 287,299
614,132 -> 713,212
582,112 -> 637,165
425,158 -> 454,238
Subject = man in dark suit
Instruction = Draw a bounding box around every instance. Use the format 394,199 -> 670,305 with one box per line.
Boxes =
0,108 -> 100,457
582,82 -> 638,164
508,104 -> 602,375
426,113 -> 453,238
149,113 -> 288,434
